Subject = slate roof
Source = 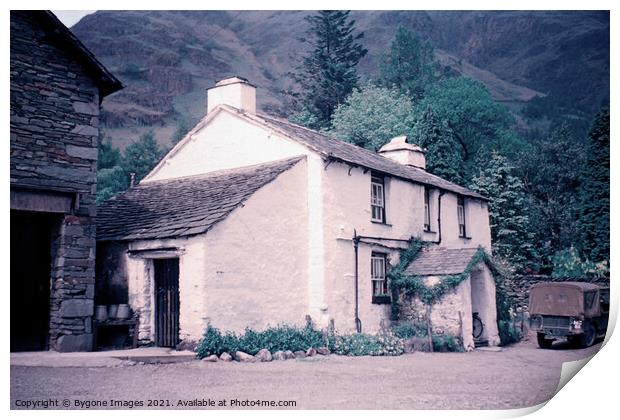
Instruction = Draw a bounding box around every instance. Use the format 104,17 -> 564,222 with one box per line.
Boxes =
36,11 -> 123,98
404,248 -> 482,276
241,110 -> 486,200
97,156 -> 304,241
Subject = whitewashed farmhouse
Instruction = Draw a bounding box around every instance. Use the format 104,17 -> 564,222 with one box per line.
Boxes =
97,77 -> 500,350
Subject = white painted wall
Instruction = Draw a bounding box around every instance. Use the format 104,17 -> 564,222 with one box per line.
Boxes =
145,110 -> 309,182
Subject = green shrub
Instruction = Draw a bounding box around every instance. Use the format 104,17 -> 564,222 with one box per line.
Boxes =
498,320 -> 520,346
329,331 -> 404,356
431,333 -> 463,352
196,323 -> 326,358
392,322 -> 428,339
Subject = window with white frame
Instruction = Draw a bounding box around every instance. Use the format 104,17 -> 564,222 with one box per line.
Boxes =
371,174 -> 385,223
424,187 -> 431,231
457,195 -> 467,237
371,252 -> 388,298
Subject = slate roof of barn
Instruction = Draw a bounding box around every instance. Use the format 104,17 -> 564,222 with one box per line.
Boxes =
97,156 -> 304,241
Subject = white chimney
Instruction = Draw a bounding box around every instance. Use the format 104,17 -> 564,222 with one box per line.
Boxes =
207,76 -> 256,114
378,136 -> 426,170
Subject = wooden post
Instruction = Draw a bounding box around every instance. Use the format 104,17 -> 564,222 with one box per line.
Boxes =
426,305 -> 433,352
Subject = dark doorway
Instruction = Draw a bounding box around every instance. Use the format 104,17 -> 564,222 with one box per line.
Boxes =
154,258 -> 180,347
11,210 -> 57,351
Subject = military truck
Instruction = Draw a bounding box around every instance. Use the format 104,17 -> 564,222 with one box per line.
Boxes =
529,282 -> 609,348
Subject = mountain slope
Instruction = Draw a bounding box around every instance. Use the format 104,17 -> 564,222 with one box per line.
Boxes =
71,10 -> 609,148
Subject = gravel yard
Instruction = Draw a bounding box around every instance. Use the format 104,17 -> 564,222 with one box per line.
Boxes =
10,337 -> 603,410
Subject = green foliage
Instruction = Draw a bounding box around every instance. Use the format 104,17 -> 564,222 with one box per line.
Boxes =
497,320 -> 520,346
379,26 -> 438,101
328,84 -> 417,150
96,165 -> 129,204
412,106 -> 466,184
391,321 -> 428,339
293,10 -> 368,129
195,324 -> 326,358
431,333 -> 464,352
470,151 -> 537,271
518,124 -> 585,272
416,76 -> 519,182
122,130 -> 163,183
329,331 -> 404,356
577,108 -> 609,264
551,247 -> 608,278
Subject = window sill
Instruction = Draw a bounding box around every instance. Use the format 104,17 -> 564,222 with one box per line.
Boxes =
424,229 -> 437,234
459,235 -> 472,240
372,295 -> 391,305
371,220 -> 392,227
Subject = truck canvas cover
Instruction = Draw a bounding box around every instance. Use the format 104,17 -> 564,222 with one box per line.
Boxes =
529,282 -> 604,317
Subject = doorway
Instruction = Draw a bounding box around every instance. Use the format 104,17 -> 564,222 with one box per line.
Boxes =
153,258 -> 180,347
11,210 -> 57,351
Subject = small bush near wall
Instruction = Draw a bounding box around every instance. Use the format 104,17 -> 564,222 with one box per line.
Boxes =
328,331 -> 404,356
497,320 -> 521,346
431,334 -> 464,352
196,324 -> 326,358
392,321 -> 428,339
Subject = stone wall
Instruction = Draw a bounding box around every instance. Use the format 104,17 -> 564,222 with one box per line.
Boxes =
10,12 -> 103,351
504,275 -> 610,310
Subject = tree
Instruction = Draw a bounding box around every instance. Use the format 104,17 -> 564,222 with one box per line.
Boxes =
517,124 -> 585,271
292,10 -> 368,129
471,151 -> 536,271
416,76 -> 520,181
96,131 -> 126,203
379,26 -> 438,101
411,106 -> 465,184
577,109 -> 610,264
122,131 -> 162,183
97,131 -> 121,170
328,84 -> 417,150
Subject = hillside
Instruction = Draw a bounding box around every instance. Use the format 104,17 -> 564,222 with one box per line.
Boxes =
71,10 -> 609,148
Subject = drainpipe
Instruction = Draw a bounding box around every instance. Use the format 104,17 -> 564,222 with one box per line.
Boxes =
353,229 -> 362,333
436,191 -> 445,245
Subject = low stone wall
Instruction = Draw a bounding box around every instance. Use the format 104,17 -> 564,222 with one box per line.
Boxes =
504,275 -> 610,310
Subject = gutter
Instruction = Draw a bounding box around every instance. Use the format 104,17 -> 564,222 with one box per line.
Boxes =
353,230 -> 362,333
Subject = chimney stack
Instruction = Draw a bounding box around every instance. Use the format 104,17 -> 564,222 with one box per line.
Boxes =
207,76 -> 256,114
378,136 -> 426,170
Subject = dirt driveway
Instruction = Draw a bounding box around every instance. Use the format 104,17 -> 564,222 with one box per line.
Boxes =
10,337 -> 603,410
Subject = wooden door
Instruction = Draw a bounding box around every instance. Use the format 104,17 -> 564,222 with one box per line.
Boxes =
154,258 -> 179,347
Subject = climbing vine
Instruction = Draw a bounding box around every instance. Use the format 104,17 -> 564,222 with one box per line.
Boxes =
389,239 -> 497,320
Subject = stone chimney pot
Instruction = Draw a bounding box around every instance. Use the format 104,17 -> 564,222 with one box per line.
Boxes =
378,136 -> 426,169
207,76 -> 256,114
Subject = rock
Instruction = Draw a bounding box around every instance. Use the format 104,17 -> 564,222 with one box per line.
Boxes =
273,351 -> 287,361
316,347 -> 330,355
284,350 -> 295,360
56,333 -> 93,352
219,352 -> 233,362
293,350 -> 306,359
202,355 -> 218,362
306,347 -> 317,357
255,348 -> 273,362
59,299 -> 94,318
235,351 -> 256,363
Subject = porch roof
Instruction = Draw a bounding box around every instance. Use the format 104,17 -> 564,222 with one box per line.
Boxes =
97,156 -> 304,241
404,248 -> 481,276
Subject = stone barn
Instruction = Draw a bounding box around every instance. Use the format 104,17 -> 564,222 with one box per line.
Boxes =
97,77 -> 499,349
10,11 -> 122,352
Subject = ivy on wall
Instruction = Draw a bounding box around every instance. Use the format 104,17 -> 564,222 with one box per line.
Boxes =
388,239 -> 497,320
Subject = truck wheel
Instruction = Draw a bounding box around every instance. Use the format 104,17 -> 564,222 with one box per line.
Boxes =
537,332 -> 554,349
580,323 -> 596,348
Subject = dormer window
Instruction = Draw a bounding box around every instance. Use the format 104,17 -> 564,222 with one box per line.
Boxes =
424,187 -> 431,231
457,195 -> 467,237
371,174 -> 386,223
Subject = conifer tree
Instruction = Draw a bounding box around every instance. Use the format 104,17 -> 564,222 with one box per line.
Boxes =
122,130 -> 162,183
577,109 -> 610,263
412,106 -> 465,185
292,11 -> 367,129
380,26 -> 437,101
471,151 -> 536,271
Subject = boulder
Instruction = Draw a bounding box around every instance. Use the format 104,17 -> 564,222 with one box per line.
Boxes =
306,348 -> 317,357
316,347 -> 331,355
202,355 -> 218,362
235,351 -> 256,363
255,348 -> 273,362
219,352 -> 233,362
273,351 -> 287,361
293,350 -> 306,359
284,350 -> 295,360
